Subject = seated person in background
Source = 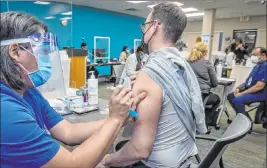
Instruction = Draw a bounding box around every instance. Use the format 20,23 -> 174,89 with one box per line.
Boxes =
81,38 -> 87,50
98,2 -> 207,168
196,36 -> 202,43
175,37 -> 187,52
227,47 -> 267,119
188,42 -> 221,127
120,46 -> 148,87
233,38 -> 247,64
249,48 -> 261,67
119,46 -> 130,62
225,43 -> 236,66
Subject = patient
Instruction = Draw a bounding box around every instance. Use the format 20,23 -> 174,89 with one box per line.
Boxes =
98,2 -> 206,168
188,42 -> 221,127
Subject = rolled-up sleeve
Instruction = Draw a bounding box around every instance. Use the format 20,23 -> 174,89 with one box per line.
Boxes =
255,64 -> 267,83
41,97 -> 63,130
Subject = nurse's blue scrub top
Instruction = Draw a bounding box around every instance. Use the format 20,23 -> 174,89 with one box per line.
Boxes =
0,81 -> 63,168
245,60 -> 267,93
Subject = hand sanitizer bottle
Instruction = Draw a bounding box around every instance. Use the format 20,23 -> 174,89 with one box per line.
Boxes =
87,71 -> 98,106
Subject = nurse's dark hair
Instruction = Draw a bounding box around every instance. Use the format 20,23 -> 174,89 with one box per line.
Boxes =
0,12 -> 48,90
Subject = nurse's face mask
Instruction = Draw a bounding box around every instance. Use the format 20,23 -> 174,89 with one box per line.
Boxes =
0,33 -> 59,88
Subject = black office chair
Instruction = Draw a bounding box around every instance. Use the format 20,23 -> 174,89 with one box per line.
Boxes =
246,101 -> 267,133
192,113 -> 251,168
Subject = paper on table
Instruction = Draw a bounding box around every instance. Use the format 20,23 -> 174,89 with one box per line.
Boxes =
218,77 -> 236,82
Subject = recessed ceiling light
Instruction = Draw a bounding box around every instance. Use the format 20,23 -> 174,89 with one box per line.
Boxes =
186,12 -> 204,17
44,16 -> 55,19
182,7 -> 198,12
127,1 -> 149,4
60,17 -> 72,20
147,2 -> 184,8
206,0 -> 215,3
34,1 -> 50,5
61,11 -> 72,15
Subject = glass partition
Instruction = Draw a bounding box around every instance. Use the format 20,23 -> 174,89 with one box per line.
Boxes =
94,36 -> 111,63
134,39 -> 142,51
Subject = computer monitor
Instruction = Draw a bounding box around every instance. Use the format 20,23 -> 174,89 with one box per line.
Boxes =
92,48 -> 105,58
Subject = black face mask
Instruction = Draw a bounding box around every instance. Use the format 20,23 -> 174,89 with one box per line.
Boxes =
141,24 -> 155,55
141,41 -> 149,55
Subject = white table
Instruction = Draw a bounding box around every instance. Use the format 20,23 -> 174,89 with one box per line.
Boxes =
230,65 -> 253,88
59,98 -> 114,152
214,78 -> 236,129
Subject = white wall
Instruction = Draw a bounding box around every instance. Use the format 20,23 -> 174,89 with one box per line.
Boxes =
183,15 -> 266,51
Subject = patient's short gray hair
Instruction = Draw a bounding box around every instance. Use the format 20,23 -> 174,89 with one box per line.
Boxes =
151,2 -> 187,43
0,12 -> 47,90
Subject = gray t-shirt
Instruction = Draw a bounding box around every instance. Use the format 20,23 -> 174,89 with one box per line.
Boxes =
143,92 -> 196,168
142,51 -> 199,168
189,59 -> 218,94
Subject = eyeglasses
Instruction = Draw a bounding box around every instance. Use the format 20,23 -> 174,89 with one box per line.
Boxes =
140,21 -> 155,33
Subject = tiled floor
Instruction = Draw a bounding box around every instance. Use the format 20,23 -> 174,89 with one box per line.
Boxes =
98,82 -> 266,168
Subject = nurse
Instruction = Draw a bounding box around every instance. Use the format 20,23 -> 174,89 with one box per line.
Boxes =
0,12 -> 146,168
227,47 -> 267,117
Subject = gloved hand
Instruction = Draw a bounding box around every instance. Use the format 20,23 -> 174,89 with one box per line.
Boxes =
108,86 -> 146,125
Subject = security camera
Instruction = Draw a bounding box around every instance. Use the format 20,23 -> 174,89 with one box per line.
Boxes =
261,1 -> 266,4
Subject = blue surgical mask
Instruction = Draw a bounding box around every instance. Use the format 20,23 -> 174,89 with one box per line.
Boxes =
29,54 -> 52,87
20,46 -> 52,87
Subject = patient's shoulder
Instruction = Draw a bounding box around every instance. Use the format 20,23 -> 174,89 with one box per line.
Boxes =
133,71 -> 162,98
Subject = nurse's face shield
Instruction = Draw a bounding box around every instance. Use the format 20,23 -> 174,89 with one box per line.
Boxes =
0,33 -> 58,73
1,33 -> 66,98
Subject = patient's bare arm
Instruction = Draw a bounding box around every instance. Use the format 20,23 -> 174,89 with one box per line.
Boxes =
103,71 -> 162,167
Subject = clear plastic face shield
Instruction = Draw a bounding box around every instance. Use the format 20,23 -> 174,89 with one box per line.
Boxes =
1,33 -> 66,98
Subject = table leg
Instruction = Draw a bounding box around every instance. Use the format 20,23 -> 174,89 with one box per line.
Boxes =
224,106 -> 232,124
216,85 -> 228,128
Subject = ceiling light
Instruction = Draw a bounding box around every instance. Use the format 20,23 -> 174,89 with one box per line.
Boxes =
127,1 -> 149,4
60,17 -> 72,20
205,0 -> 215,3
186,12 -> 204,17
61,11 -> 72,15
44,16 -> 55,19
148,2 -> 184,8
34,1 -> 50,5
182,7 -> 198,12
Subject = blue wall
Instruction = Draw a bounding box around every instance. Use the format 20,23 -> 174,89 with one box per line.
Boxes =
0,1 -> 144,76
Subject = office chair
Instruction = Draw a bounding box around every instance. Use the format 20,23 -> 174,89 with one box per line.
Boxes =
246,101 -> 267,133
192,113 -> 251,168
